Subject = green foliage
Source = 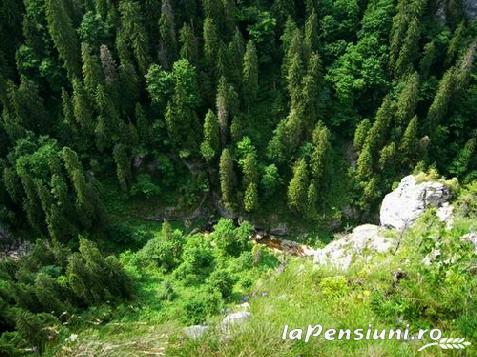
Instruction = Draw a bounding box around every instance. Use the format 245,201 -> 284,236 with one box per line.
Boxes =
219,148 -> 235,209
138,222 -> 184,271
130,174 -> 161,198
66,237 -> 132,305
212,219 -> 253,257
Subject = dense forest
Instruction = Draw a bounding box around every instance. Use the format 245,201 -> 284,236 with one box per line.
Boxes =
0,0 -> 476,354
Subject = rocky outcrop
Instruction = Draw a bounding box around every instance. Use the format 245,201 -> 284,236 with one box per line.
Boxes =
313,175 -> 456,271
380,176 -> 452,231
313,224 -> 396,270
464,0 -> 477,19
221,311 -> 251,329
184,325 -> 209,339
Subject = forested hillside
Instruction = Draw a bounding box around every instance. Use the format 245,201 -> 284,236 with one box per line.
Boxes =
0,0 -> 476,355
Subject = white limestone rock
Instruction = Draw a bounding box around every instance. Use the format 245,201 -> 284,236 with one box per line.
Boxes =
184,325 -> 209,339
462,232 -> 477,254
313,224 -> 396,271
380,175 -> 452,231
221,311 -> 250,329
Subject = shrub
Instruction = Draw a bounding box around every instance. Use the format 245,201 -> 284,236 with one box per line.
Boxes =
130,174 -> 161,198
174,235 -> 215,284
207,269 -> 236,298
181,289 -> 222,324
213,219 -> 253,257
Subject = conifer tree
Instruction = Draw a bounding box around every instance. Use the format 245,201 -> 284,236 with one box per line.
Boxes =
222,0 -> 238,35
450,137 -> 476,177
273,0 -> 296,25
419,41 -> 436,77
267,119 -> 289,163
119,62 -> 141,112
307,181 -> 318,215
365,96 -> 393,154
228,29 -> 245,87
427,66 -> 456,128
242,153 -> 258,187
165,59 -> 201,156
445,21 -> 465,67
62,89 -> 75,129
45,0 -> 81,79
62,147 -> 93,222
100,45 -> 118,84
179,23 -> 199,66
119,1 -> 151,74
242,41 -> 258,110
394,16 -> 420,76
159,0 -> 177,68
72,79 -> 94,133
81,43 -> 103,97
204,18 -> 219,70
304,10 -> 318,63
378,142 -> 396,175
353,119 -> 371,154
202,0 -> 223,25
287,53 -> 303,109
219,148 -> 235,209
244,182 -> 258,212
288,158 -> 309,212
135,103 -> 151,146
200,109 -> 221,162
302,52 -> 322,132
395,72 -> 419,127
399,115 -> 418,166
113,144 -> 130,192
310,122 -> 331,185
3,166 -> 21,204
216,77 -> 238,147
355,144 -> 374,182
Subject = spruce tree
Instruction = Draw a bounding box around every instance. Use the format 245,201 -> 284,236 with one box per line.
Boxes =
228,29 -> 245,87
179,23 -> 199,66
356,144 -> 374,182
287,53 -> 303,109
427,66 -> 456,129
395,72 -> 419,127
119,1 -> 151,74
100,45 -> 118,84
288,158 -> 309,212
81,43 -> 103,97
310,122 -> 331,185
242,41 -> 258,110
200,109 -> 221,162
216,77 -> 238,147
219,148 -> 235,209
353,119 -> 371,154
399,115 -> 418,165
419,41 -> 436,77
45,0 -> 81,79
445,21 -> 465,67
113,144 -> 130,192
244,182 -> 258,212
204,18 -> 219,71
304,10 -> 318,63
159,0 -> 177,68
72,79 -> 94,133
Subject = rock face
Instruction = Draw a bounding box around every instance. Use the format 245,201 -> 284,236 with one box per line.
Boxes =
380,176 -> 452,231
184,325 -> 209,339
313,224 -> 396,270
464,0 -> 477,19
221,311 -> 251,329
